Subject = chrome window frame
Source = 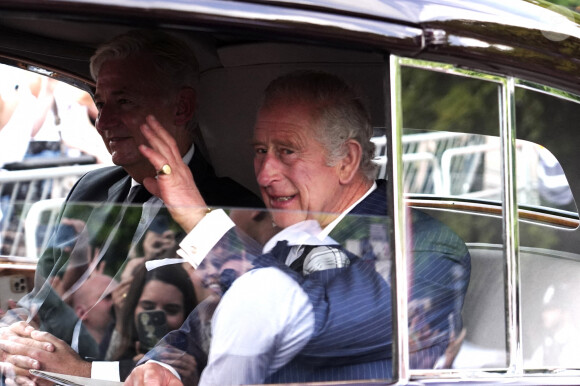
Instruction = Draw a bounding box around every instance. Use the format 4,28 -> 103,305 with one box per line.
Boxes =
392,55 -> 580,382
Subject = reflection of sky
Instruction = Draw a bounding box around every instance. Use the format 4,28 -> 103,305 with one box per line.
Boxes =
58,0 -> 579,45
419,0 -> 579,40
447,36 -> 513,52
0,64 -> 34,95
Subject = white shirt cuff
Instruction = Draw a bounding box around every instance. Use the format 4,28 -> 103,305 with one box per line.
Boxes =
91,361 -> 120,381
147,360 -> 181,380
177,209 -> 235,268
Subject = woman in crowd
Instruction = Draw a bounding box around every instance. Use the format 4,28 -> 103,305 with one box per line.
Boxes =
102,263 -> 197,378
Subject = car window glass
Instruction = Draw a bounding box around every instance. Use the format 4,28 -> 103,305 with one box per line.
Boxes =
400,63 -> 580,373
0,64 -> 106,261
515,86 -> 580,370
400,65 -> 508,369
1,50 -> 399,383
515,86 -> 579,216
395,66 -> 577,217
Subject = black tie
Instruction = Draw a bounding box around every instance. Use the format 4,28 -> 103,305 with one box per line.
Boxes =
128,185 -> 152,204
100,185 -> 152,273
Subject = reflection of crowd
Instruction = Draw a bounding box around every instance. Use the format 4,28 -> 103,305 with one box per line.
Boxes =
49,210 -> 262,379
528,283 -> 580,368
102,263 -> 196,376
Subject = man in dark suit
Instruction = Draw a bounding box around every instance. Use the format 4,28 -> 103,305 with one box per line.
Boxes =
0,30 -> 261,383
126,71 -> 470,385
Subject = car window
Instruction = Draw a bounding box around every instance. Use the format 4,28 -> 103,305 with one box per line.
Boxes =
0,43 -> 400,383
0,65 -> 106,308
398,59 -> 580,374
398,65 -> 577,217
399,64 -> 508,369
515,84 -> 580,370
0,64 -> 106,169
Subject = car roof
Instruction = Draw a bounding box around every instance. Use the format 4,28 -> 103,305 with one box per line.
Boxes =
257,0 -> 579,30
0,0 -> 579,94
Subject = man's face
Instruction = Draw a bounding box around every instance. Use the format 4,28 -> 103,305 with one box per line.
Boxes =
253,101 -> 343,229
94,54 -> 179,171
81,276 -> 118,338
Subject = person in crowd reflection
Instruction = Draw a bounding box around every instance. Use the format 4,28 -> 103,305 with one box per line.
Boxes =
101,264 -> 196,380
528,283 -> 580,368
0,29 -> 261,384
126,70 -> 471,385
187,210 -> 277,301
131,215 -> 178,262
68,273 -> 118,346
187,251 -> 227,301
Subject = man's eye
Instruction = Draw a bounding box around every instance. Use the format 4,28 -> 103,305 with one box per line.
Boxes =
254,148 -> 267,155
280,149 -> 294,155
118,98 -> 133,106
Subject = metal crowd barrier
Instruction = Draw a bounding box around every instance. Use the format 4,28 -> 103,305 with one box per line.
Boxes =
0,163 -> 107,258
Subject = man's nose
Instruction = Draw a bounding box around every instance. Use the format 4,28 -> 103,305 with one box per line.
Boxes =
255,153 -> 281,187
95,104 -> 117,132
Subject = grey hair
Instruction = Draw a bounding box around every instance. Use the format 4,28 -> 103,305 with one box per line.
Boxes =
90,29 -> 200,133
262,71 -> 377,180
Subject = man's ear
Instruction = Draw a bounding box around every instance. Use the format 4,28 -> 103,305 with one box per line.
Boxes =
174,87 -> 196,126
338,139 -> 362,184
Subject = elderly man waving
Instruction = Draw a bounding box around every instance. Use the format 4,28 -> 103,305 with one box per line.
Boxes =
128,71 -> 471,385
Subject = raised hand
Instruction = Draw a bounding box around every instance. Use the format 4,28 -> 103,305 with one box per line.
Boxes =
139,115 -> 209,233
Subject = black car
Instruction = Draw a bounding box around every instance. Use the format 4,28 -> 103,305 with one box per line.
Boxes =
0,0 -> 579,384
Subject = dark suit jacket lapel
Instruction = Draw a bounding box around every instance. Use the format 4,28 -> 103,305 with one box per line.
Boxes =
187,147 -> 213,189
349,180 -> 388,217
329,180 -> 389,245
107,174 -> 132,204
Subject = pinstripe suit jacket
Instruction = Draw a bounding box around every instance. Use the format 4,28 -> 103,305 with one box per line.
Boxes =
257,179 -> 471,382
147,180 -> 470,383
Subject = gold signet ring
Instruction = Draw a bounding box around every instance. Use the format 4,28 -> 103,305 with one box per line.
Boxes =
157,164 -> 172,176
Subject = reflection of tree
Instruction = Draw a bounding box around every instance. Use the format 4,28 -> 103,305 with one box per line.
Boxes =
401,66 -> 580,250
419,19 -> 580,96
402,67 -> 498,136
541,0 -> 580,12
515,88 -> 579,158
